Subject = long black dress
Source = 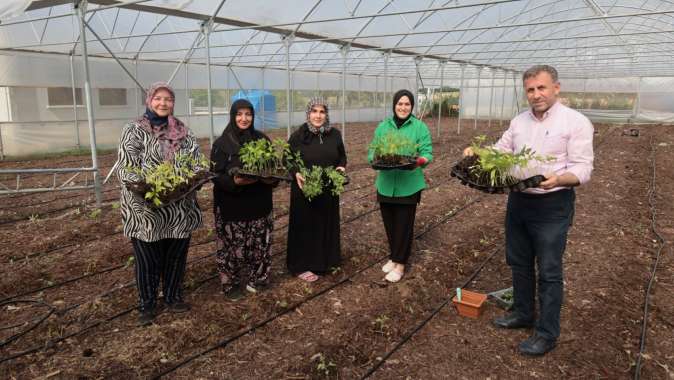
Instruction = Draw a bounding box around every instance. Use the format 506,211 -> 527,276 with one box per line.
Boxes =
286,124 -> 347,274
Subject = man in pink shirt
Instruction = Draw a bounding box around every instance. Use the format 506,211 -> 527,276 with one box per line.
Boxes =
464,65 -> 594,356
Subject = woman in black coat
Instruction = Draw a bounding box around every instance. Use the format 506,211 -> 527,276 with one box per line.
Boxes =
286,98 -> 347,282
211,99 -> 278,300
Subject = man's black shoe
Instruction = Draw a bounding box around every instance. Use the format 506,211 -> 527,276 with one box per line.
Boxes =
519,333 -> 556,356
138,308 -> 156,326
492,313 -> 534,329
167,301 -> 191,313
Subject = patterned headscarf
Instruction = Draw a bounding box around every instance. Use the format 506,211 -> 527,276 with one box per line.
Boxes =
305,97 -> 331,135
137,81 -> 188,160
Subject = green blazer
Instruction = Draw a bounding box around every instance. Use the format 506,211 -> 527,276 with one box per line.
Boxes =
367,115 -> 433,197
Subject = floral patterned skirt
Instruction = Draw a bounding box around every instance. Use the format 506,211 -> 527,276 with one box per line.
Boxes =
214,211 -> 274,293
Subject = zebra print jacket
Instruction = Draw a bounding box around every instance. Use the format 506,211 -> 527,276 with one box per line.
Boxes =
116,121 -> 203,242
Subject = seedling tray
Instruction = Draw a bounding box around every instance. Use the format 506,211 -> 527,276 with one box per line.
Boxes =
450,157 -> 545,194
371,156 -> 417,171
145,171 -> 216,209
236,170 -> 294,182
488,287 -> 514,310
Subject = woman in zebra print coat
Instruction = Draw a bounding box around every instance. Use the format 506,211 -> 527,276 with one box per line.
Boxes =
116,82 -> 203,326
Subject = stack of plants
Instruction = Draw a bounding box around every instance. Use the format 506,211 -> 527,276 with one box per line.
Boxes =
126,152 -> 213,207
369,131 -> 418,170
237,138 -> 302,181
299,166 -> 349,201
451,135 -> 548,194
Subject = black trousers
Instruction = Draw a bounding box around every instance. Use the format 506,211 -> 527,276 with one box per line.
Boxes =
131,237 -> 190,311
505,189 -> 575,340
380,202 -> 417,264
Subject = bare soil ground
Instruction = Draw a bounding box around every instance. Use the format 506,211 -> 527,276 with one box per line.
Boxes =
1,119 -> 672,380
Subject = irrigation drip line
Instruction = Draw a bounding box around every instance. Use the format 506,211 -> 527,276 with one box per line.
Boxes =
0,163 -> 468,365
360,246 -> 502,379
633,136 -> 667,380
0,300 -> 55,349
0,271 -> 220,365
150,193 -> 483,378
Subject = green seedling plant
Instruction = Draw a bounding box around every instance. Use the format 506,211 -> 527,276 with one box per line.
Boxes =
372,314 -> 390,334
299,166 -> 347,201
311,353 -> 337,378
469,135 -> 550,187
300,166 -> 325,201
239,138 -> 304,177
369,131 -> 417,164
324,168 -> 346,197
127,152 -> 210,206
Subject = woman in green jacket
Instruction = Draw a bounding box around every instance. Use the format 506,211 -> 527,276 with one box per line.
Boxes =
368,89 -> 433,282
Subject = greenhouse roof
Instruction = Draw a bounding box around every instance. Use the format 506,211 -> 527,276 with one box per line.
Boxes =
1,0 -> 674,80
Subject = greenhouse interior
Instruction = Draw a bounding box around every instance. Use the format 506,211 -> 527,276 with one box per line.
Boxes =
1,1 -> 673,379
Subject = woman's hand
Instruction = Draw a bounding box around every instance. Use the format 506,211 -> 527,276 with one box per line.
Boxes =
462,147 -> 475,157
415,157 -> 428,167
234,175 -> 257,186
295,172 -> 305,190
336,166 -> 346,173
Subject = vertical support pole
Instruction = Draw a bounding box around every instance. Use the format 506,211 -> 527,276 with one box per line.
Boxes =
341,44 -> 349,142
582,77 -> 588,111
414,56 -> 422,118
633,76 -> 641,121
284,35 -> 293,139
185,61 -> 190,122
457,63 -> 466,134
383,53 -> 389,119
76,0 -> 101,207
512,71 -> 520,116
357,74 -> 362,122
436,60 -> 445,138
499,69 -> 507,127
488,68 -> 495,128
69,53 -> 81,149
136,59 -> 142,116
261,68 -> 265,130
474,66 -> 482,129
0,123 -> 4,160
203,21 -> 214,147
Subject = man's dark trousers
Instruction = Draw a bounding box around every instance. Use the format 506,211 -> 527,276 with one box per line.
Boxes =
505,189 -> 575,340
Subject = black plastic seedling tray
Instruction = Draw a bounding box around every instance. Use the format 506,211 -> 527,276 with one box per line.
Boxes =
450,160 -> 545,194
371,156 -> 417,171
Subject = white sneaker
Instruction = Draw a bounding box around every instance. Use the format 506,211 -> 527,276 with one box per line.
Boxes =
385,270 -> 404,283
382,260 -> 395,273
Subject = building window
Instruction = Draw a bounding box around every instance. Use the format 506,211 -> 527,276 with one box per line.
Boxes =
47,87 -> 83,106
99,88 -> 127,106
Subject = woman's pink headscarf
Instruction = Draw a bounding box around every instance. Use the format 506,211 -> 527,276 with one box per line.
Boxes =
137,81 -> 188,160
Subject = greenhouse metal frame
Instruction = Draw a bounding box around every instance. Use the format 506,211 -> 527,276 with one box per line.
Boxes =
1,0 -> 674,205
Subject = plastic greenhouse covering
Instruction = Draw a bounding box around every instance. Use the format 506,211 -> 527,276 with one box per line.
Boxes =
0,0 -> 673,157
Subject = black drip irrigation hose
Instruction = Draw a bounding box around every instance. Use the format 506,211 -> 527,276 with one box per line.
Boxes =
3,150 -> 463,301
0,300 -> 55,349
360,246 -> 502,379
633,137 -> 667,380
0,171 -> 473,366
149,195 -> 483,379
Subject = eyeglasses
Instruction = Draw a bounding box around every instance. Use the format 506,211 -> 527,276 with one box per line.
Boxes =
152,96 -> 174,103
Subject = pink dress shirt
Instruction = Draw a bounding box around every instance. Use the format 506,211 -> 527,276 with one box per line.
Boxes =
494,101 -> 594,194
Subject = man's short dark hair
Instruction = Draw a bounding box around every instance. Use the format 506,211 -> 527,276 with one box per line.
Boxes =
522,65 -> 559,83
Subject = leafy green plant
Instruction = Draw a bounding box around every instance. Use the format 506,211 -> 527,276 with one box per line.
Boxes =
88,208 -> 102,219
299,166 -> 347,201
369,131 -> 417,164
372,314 -> 390,334
300,166 -> 325,201
239,138 -> 303,177
324,168 -> 346,197
311,353 -> 337,378
127,152 -> 210,206
469,135 -> 550,187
